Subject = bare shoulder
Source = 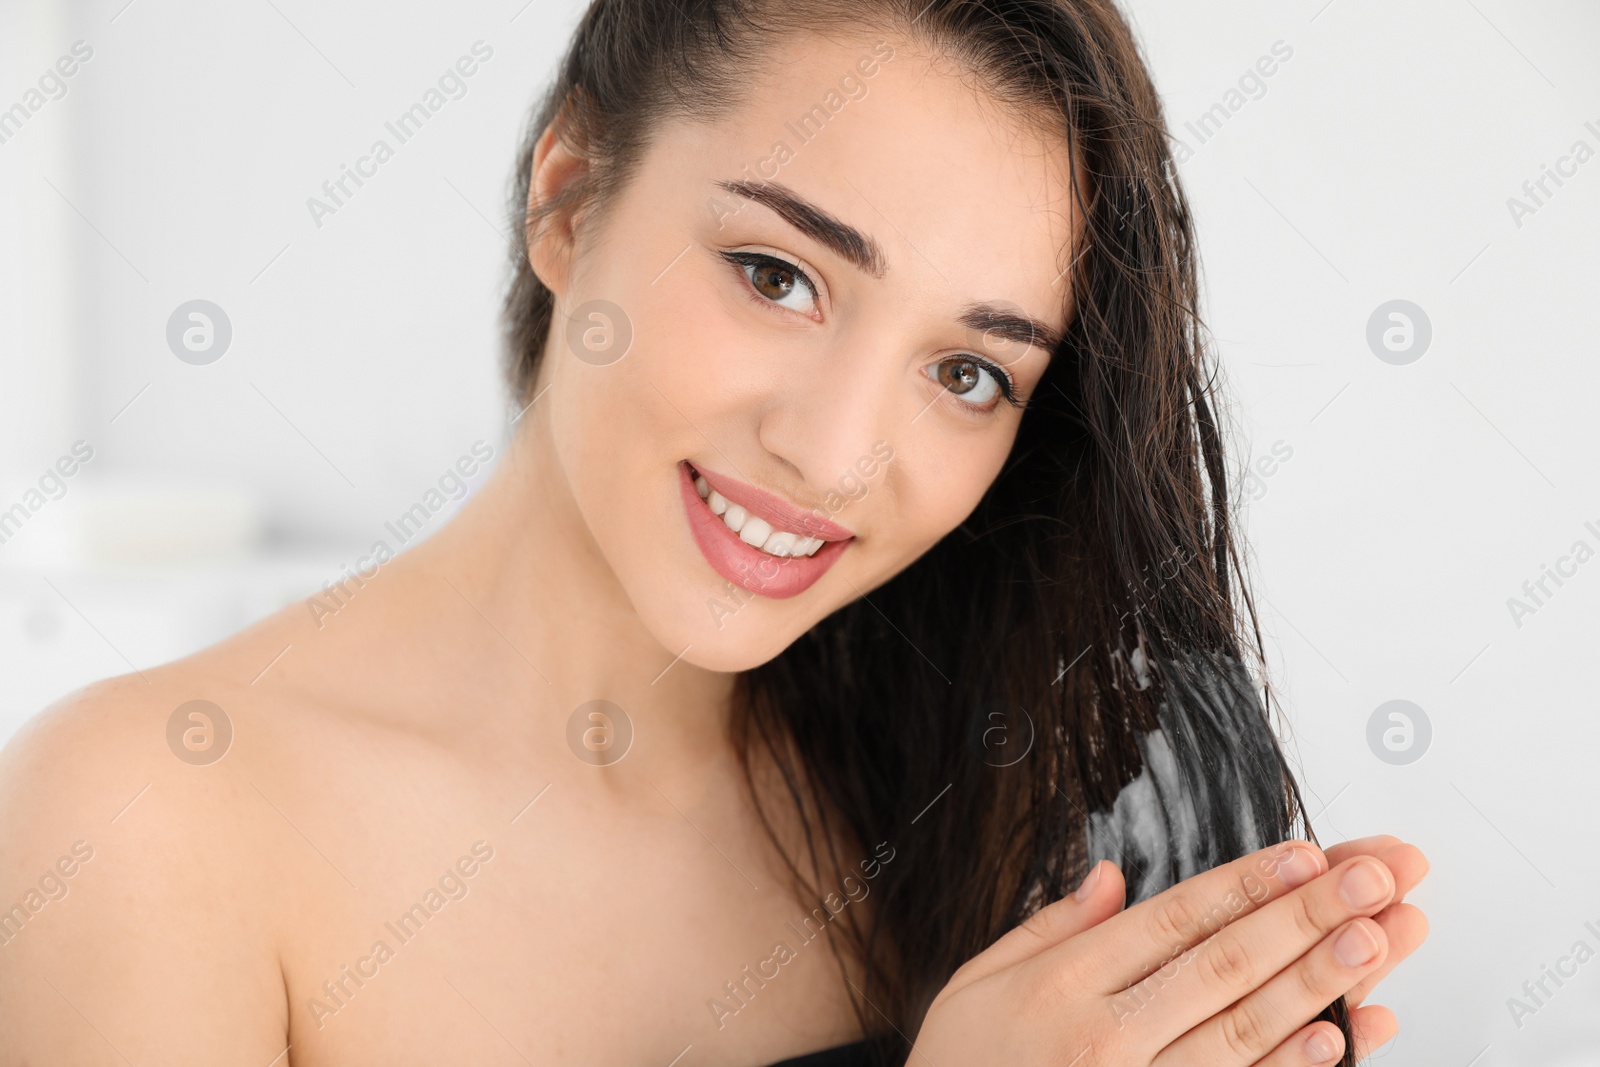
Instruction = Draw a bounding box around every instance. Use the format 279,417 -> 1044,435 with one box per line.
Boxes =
0,652 -> 299,1064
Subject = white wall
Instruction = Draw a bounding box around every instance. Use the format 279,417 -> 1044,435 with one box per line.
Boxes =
1135,4 -> 1600,1063
1,0 -> 1597,1062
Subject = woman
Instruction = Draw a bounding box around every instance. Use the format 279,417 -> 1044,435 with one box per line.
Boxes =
0,0 -> 1428,1064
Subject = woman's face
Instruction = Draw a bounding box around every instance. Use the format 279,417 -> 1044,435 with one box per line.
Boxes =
528,29 -> 1081,671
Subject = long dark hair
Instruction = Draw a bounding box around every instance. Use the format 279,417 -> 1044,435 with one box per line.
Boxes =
502,0 -> 1353,1062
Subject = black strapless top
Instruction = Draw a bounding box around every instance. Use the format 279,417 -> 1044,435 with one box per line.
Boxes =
763,1039 -> 878,1067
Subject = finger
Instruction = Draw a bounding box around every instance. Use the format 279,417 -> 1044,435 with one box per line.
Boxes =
1155,917 -> 1389,1066
1237,1020 -> 1345,1067
955,860 -> 1128,982
1345,902 -> 1428,1006
1369,842 -> 1428,903
1064,839 -> 1329,991
1323,839 -> 1428,905
1291,839 -> 1428,1004
1322,836 -> 1400,869
1349,1003 -> 1398,1059
1201,1004 -> 1400,1067
1123,855 -> 1396,1047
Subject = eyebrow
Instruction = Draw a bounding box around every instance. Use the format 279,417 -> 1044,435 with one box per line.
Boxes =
714,177 -> 1062,356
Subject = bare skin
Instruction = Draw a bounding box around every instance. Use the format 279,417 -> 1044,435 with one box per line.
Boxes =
0,27 -> 1427,1067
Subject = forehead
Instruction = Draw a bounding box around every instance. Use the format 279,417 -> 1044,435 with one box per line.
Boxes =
658,30 -> 1083,326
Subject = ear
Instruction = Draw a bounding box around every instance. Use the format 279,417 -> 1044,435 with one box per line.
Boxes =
525,115 -> 590,299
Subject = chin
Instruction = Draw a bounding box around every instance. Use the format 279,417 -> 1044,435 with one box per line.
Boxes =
606,456 -> 864,675
616,574 -> 809,674
688,624 -> 800,674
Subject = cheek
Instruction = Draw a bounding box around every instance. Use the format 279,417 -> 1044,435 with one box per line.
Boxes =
547,331 -> 675,543
544,269 -> 759,582
882,433 -> 1012,560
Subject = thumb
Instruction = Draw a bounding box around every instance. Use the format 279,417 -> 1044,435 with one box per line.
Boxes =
1028,859 -> 1128,948
955,860 -> 1128,985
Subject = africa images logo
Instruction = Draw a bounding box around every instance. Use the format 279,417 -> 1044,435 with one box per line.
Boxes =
305,41 -> 494,229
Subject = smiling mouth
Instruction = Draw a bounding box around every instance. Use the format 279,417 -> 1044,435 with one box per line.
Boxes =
678,461 -> 853,600
690,468 -> 828,558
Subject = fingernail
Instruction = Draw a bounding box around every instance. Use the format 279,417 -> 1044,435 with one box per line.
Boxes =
1334,921 -> 1380,967
1303,1029 -> 1342,1065
1339,859 -> 1392,909
1074,861 -> 1102,901
1277,847 -> 1321,888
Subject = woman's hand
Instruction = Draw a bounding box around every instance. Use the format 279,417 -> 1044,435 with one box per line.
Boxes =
909,836 -> 1429,1066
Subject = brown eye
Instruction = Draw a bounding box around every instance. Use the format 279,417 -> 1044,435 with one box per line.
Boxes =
937,359 -> 983,395
927,356 -> 1006,408
750,261 -> 797,301
722,251 -> 819,315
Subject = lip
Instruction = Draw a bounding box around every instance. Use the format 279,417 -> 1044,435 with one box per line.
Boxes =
678,460 -> 854,599
690,463 -> 855,543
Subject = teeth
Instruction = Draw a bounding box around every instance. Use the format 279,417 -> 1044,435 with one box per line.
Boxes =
739,516 -> 772,547
692,467 -> 827,558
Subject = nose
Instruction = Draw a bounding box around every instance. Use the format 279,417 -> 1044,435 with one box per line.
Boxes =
754,330 -> 900,505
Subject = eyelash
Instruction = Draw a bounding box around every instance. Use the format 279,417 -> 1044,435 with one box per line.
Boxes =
717,250 -> 1024,413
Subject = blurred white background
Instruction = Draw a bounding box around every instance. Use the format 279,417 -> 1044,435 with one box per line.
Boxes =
1,0 -> 1597,1062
